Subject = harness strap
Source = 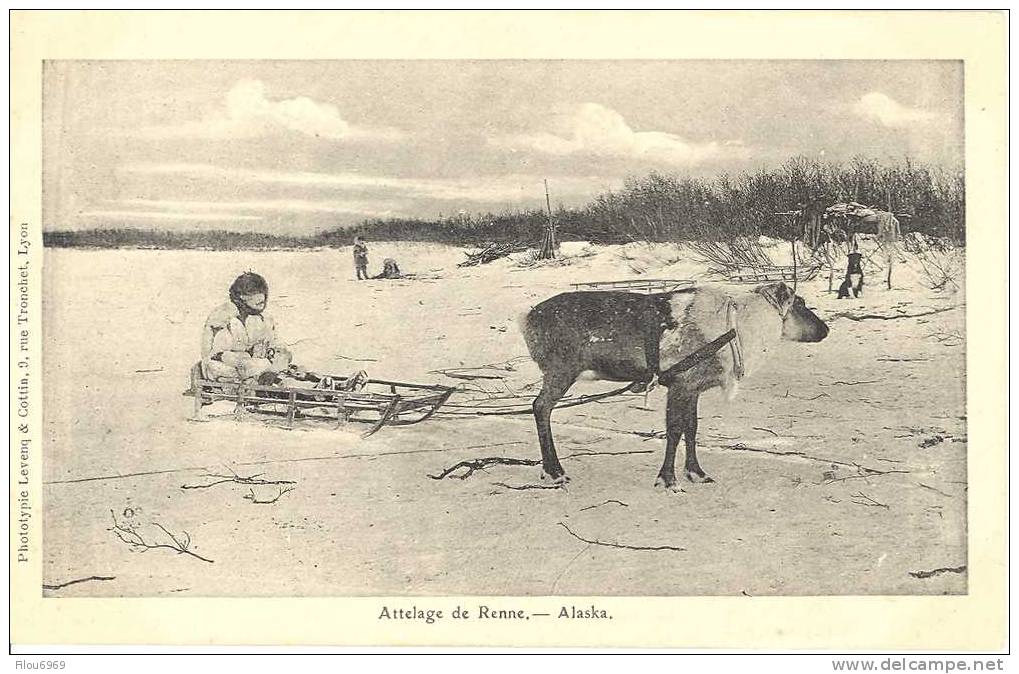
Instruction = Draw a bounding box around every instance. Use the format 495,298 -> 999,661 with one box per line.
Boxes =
759,289 -> 792,319
726,299 -> 746,380
657,328 -> 737,386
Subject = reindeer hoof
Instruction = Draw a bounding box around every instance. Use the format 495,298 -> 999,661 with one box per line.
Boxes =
654,476 -> 685,493
684,469 -> 714,484
541,471 -> 570,485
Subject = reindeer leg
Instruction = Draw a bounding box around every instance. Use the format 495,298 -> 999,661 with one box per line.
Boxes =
683,394 -> 713,483
532,370 -> 577,483
655,386 -> 686,491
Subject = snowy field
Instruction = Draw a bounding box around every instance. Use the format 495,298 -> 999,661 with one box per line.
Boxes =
41,240 -> 967,596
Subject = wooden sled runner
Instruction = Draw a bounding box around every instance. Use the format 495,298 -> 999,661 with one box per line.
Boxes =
184,363 -> 455,438
571,278 -> 695,294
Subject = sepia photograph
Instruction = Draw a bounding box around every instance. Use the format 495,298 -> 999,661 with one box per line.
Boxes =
10,10 -> 1007,651
40,58 -> 968,597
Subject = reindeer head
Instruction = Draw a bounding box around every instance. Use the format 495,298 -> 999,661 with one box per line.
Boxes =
757,282 -> 829,343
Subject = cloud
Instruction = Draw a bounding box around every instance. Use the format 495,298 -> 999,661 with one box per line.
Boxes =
495,103 -> 731,166
224,79 -> 350,139
126,79 -> 400,141
120,163 -> 614,204
852,92 -> 940,128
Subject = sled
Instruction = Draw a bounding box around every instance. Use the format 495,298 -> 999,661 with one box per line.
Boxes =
184,363 -> 455,438
570,278 -> 696,294
722,265 -> 820,284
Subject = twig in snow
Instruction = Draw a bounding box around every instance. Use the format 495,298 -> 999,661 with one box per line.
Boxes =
109,511 -> 213,563
877,357 -> 931,362
492,482 -> 564,491
558,522 -> 685,552
562,449 -> 654,459
432,370 -> 505,381
244,485 -> 296,504
550,544 -> 592,594
725,443 -> 898,477
823,468 -> 910,484
783,391 -> 831,401
578,499 -> 630,512
429,455 -> 540,480
926,330 -> 964,345
634,430 -> 667,441
181,467 -> 296,491
917,482 -> 954,498
43,575 -> 116,591
909,565 -> 966,579
828,306 -> 958,322
570,436 -> 611,446
849,492 -> 889,509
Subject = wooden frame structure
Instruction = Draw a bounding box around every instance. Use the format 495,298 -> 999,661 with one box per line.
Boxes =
722,265 -> 820,284
185,364 -> 455,437
570,279 -> 696,294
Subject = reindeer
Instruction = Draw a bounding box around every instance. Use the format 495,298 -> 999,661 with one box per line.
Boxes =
521,282 -> 828,489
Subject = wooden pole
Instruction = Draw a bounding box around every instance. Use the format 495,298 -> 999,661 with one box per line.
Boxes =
545,179 -> 556,254
791,237 -> 798,292
545,179 -> 553,223
191,364 -> 204,419
825,234 -> 835,293
885,189 -> 894,290
539,179 -> 557,259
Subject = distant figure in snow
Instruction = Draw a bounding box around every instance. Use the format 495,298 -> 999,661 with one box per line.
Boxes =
353,236 -> 369,280
796,195 -> 828,250
373,258 -> 402,279
201,272 -> 292,383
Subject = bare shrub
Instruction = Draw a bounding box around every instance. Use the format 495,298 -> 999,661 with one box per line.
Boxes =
903,232 -> 963,291
686,238 -> 774,275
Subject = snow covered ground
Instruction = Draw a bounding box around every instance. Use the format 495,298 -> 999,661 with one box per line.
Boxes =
41,240 -> 966,596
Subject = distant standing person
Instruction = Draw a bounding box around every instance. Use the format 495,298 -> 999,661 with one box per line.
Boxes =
353,236 -> 369,280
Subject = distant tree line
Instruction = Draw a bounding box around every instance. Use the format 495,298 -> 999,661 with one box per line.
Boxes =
42,228 -> 312,250
44,156 -> 964,250
578,156 -> 964,243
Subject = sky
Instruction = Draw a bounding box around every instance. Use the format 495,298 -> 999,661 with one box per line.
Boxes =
43,60 -> 964,235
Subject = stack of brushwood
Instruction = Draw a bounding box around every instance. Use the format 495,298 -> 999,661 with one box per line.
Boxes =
458,242 -> 529,267
686,237 -> 774,276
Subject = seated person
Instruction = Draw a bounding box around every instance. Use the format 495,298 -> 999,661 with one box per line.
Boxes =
372,258 -> 402,279
201,272 -> 293,383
